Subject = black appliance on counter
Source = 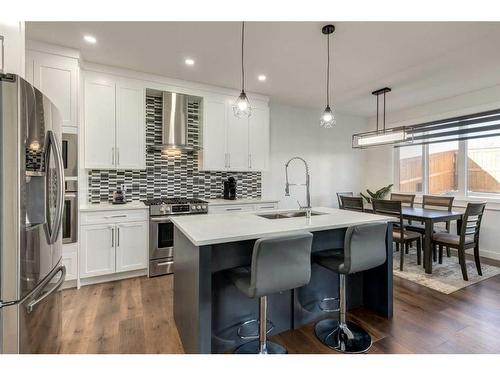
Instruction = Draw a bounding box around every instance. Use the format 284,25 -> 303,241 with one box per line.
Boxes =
223,177 -> 237,200
143,198 -> 208,277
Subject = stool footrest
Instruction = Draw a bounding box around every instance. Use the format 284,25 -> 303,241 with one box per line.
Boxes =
237,319 -> 274,339
319,297 -> 340,313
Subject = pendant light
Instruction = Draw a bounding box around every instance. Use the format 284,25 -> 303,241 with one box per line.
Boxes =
320,24 -> 336,128
233,21 -> 251,118
352,87 -> 412,148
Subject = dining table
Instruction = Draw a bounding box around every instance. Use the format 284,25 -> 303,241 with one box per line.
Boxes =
400,207 -> 464,274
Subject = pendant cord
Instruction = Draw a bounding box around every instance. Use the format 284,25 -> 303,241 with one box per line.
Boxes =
241,21 -> 245,92
383,91 -> 386,131
376,94 -> 379,132
326,33 -> 330,106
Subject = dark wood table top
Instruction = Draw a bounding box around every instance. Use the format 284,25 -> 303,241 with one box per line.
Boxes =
401,207 -> 463,222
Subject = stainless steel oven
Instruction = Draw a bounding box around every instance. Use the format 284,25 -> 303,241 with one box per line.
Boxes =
149,216 -> 175,276
61,133 -> 77,178
62,180 -> 78,244
145,198 -> 208,277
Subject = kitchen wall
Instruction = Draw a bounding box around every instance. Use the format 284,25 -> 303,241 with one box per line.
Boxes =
262,102 -> 370,209
88,94 -> 261,202
362,84 -> 500,261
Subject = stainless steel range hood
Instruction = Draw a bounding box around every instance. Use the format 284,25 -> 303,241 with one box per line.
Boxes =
150,91 -> 196,153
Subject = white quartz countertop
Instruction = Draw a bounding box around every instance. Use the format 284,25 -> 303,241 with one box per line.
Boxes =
204,198 -> 279,206
170,207 -> 395,246
80,201 -> 147,212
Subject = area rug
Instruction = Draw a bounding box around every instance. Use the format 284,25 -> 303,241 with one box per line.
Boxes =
392,249 -> 500,294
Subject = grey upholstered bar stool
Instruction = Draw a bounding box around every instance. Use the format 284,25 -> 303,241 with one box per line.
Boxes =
314,222 -> 387,353
226,232 -> 313,354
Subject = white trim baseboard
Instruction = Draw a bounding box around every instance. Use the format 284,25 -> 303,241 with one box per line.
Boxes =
79,268 -> 147,288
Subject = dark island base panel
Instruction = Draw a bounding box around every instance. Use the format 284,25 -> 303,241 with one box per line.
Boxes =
173,224 -> 393,354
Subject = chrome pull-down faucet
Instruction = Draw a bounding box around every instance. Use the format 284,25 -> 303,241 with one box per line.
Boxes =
284,157 -> 311,218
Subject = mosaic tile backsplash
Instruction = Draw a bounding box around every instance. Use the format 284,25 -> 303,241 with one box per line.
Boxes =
88,95 -> 262,203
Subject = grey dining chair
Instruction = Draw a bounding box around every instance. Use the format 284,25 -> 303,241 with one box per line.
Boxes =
372,199 -> 421,270
432,202 -> 486,281
340,196 -> 364,212
336,192 -> 353,209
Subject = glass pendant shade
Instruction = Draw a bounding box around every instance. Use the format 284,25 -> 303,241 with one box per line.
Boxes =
233,90 -> 252,118
320,105 -> 336,128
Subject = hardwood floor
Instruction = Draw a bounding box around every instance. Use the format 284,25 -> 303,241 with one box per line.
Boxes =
59,274 -> 500,354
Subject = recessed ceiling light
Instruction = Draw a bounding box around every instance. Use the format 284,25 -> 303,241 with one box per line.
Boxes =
185,58 -> 195,66
83,35 -> 97,44
257,75 -> 267,82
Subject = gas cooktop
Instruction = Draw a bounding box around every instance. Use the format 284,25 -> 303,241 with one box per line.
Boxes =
143,198 -> 208,216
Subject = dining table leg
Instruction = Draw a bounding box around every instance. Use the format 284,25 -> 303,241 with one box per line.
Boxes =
424,219 -> 433,274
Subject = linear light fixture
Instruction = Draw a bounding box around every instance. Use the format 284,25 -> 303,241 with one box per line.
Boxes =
352,87 -> 413,148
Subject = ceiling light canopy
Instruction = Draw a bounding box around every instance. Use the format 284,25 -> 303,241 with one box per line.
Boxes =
83,35 -> 97,44
233,22 -> 251,119
320,24 -> 336,129
352,87 -> 413,148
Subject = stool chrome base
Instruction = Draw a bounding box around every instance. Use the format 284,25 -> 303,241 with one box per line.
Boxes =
315,319 -> 372,353
234,340 -> 287,354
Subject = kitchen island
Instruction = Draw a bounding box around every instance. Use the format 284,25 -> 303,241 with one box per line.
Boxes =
170,207 -> 394,354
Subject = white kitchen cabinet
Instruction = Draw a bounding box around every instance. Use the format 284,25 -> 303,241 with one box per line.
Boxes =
248,106 -> 270,171
84,72 -> 145,170
226,105 -> 249,171
0,22 -> 25,77
80,224 -> 116,278
80,209 -> 148,280
27,51 -> 79,128
115,221 -> 148,273
202,97 -> 227,170
84,75 -> 116,169
62,244 -> 78,281
208,201 -> 278,214
116,81 -> 146,169
200,95 -> 269,172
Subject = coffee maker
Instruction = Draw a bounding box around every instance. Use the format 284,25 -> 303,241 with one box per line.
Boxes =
223,177 -> 237,200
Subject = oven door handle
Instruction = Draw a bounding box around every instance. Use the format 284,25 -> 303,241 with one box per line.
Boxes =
150,217 -> 172,223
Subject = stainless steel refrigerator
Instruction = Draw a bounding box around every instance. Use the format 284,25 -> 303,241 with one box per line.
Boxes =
0,73 -> 66,353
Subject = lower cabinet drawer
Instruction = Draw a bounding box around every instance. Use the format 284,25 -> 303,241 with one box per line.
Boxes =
81,209 -> 148,225
255,203 -> 278,211
149,259 -> 174,277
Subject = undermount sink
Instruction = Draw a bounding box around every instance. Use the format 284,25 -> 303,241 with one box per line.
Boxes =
256,211 -> 325,220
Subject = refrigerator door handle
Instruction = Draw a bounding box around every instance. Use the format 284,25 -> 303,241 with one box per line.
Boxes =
46,131 -> 65,244
26,265 -> 66,314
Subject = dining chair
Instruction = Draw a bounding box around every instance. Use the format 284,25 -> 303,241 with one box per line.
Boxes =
340,196 -> 364,212
431,202 -> 486,281
372,199 -> 422,271
407,195 -> 455,260
390,193 -> 417,254
336,192 -> 353,209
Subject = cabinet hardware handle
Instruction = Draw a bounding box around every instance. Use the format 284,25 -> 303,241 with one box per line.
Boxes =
112,147 -> 115,165
260,206 -> 275,209
117,148 -> 120,166
111,227 -> 114,247
224,153 -> 227,168
249,154 -> 252,169
117,227 -> 120,247
226,207 -> 242,211
104,214 -> 127,219
228,154 -> 231,168
157,261 -> 173,267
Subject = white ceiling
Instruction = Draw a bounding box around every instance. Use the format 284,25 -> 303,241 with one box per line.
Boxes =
26,21 -> 500,117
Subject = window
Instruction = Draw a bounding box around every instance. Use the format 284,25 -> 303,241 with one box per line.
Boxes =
467,136 -> 500,195
429,141 -> 459,195
399,145 -> 423,193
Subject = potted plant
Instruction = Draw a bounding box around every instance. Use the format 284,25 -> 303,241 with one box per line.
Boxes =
360,184 -> 393,203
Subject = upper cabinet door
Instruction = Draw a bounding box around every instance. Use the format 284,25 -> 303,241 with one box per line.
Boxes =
226,102 -> 249,171
201,97 -> 227,171
32,51 -> 78,128
248,106 -> 270,171
116,80 -> 145,170
84,74 -> 116,169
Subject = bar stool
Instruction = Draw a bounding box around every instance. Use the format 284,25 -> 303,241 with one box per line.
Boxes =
314,222 -> 387,353
226,232 -> 313,354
